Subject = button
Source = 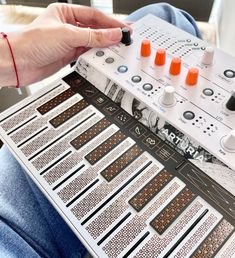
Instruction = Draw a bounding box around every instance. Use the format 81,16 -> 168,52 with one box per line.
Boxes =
94,95 -> 108,105
104,103 -> 119,114
117,65 -> 128,73
183,111 -> 195,120
224,69 -> 235,78
96,50 -> 104,57
226,92 -> 235,111
143,83 -> 153,91
185,67 -> 199,86
105,57 -> 114,64
160,86 -> 175,106
115,111 -> 131,125
130,123 -> 147,138
203,88 -> 214,96
141,39 -> 151,57
83,86 -> 97,97
201,46 -> 214,65
169,57 -> 181,75
143,133 -> 160,149
221,130 -> 235,151
131,75 -> 141,83
121,27 -> 132,46
154,48 -> 166,66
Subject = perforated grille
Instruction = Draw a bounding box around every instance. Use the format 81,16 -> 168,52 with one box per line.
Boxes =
134,201 -> 204,257
11,96 -> 79,144
129,169 -> 173,212
71,153 -> 148,221
85,130 -> 126,165
21,107 -> 95,157
70,118 -> 111,150
58,140 -> 134,202
0,85 -> 67,132
192,219 -> 234,258
31,114 -> 107,171
175,213 -> 218,257
43,126 -> 117,184
49,99 -> 88,128
219,233 -> 235,258
150,188 -> 195,234
86,159 -> 155,239
100,145 -> 143,182
37,88 -> 76,115
103,181 -> 181,257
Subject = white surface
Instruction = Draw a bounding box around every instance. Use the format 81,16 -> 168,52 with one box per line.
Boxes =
210,0 -> 235,57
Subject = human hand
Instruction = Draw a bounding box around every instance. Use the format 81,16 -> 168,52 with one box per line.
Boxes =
2,3 -> 130,87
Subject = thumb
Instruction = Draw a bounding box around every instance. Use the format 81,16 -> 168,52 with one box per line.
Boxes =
76,27 -> 122,48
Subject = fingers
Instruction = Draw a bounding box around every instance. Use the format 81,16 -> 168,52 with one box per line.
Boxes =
72,27 -> 123,48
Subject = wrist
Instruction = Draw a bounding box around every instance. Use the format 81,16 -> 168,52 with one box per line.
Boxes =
0,31 -> 23,88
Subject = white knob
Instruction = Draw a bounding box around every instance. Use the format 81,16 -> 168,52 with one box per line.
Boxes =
221,130 -> 235,151
161,86 -> 175,106
201,46 -> 214,65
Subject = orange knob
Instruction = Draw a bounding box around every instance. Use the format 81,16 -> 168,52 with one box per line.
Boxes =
155,48 -> 166,66
169,57 -> 181,75
186,67 -> 199,86
141,39 -> 151,57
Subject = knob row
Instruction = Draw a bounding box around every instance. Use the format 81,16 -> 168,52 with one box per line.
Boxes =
140,39 -> 199,86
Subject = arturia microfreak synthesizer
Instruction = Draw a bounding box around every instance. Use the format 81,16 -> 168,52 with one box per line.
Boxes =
0,15 -> 235,257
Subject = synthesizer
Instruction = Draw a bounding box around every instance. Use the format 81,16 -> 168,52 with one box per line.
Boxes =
0,14 -> 235,257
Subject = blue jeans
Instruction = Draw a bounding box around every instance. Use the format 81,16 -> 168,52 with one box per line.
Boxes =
0,3 -> 199,258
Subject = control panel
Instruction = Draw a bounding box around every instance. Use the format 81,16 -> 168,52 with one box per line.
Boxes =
76,14 -> 235,170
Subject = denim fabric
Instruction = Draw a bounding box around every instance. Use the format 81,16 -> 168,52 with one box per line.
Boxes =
0,3 -> 200,257
126,3 -> 200,38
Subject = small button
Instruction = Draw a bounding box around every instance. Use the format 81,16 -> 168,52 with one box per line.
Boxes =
117,65 -> 128,73
203,88 -> 214,96
130,123 -> 147,138
143,83 -> 153,91
105,57 -> 114,64
183,111 -> 195,120
96,50 -> 104,57
131,75 -> 142,83
224,69 -> 235,78
115,111 -> 131,125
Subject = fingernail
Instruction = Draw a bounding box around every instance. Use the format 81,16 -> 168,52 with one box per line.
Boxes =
107,28 -> 122,42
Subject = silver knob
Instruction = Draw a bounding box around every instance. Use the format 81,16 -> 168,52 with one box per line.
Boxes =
221,129 -> 235,151
161,86 -> 175,106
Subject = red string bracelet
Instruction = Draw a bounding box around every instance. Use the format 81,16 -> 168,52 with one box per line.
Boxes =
1,32 -> 20,88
